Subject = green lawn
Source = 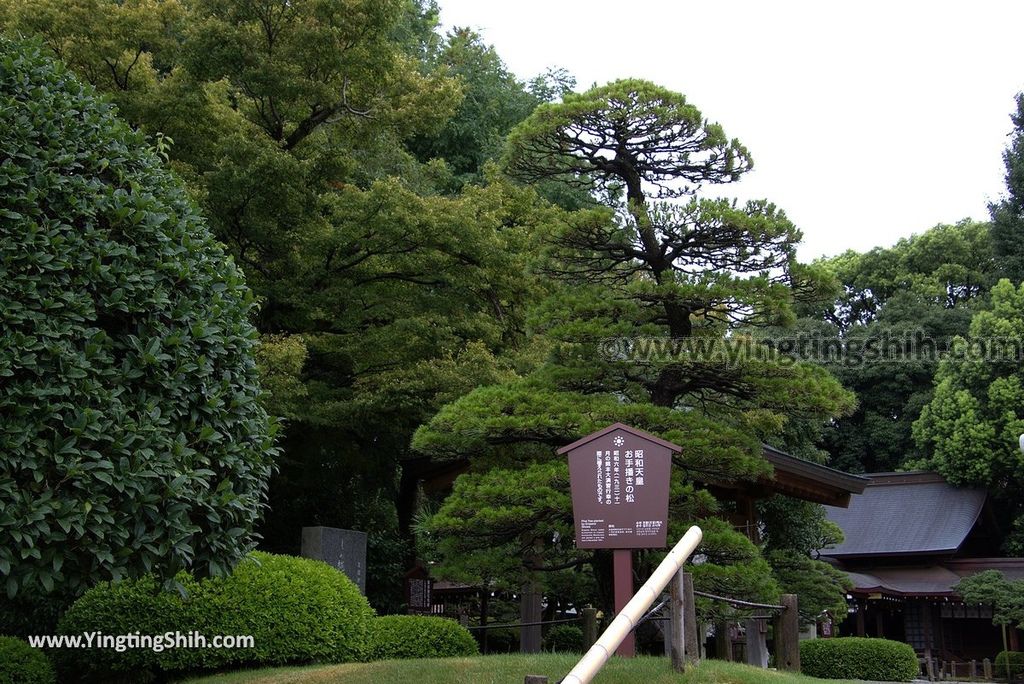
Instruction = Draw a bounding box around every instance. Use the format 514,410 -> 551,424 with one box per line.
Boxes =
181,654 -> 861,684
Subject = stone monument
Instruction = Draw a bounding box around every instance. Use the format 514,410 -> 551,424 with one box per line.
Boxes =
300,526 -> 367,594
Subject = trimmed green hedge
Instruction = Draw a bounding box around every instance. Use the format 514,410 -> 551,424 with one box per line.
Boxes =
800,637 -> 919,681
545,624 -> 583,653
55,553 -> 374,682
0,636 -> 55,684
367,616 -> 478,661
996,651 -> 1024,679
0,37 -> 276,604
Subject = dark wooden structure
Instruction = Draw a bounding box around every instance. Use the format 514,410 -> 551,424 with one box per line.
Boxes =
823,471 -> 1024,663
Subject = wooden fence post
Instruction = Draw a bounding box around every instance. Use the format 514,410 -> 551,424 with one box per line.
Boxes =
773,594 -> 800,672
582,607 -> 598,651
683,572 -> 700,665
669,571 -> 685,672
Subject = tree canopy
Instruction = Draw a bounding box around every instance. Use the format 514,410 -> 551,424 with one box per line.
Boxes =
414,79 -> 854,614
0,0 -> 559,613
912,279 -> 1024,552
797,220 -> 995,473
990,93 -> 1024,285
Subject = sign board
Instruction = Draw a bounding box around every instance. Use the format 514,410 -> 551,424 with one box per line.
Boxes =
558,423 -> 678,549
404,566 -> 432,612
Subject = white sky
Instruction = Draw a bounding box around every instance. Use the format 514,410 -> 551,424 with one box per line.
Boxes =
438,0 -> 1024,260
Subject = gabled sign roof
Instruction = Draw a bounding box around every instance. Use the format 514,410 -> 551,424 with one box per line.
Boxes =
556,422 -> 682,455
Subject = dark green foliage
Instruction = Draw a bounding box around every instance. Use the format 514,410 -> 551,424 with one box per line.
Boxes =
990,94 -> 1024,285
800,637 -> 919,681
767,551 -> 851,624
366,615 -> 478,660
0,636 -> 55,684
55,552 -> 374,682
544,624 -> 583,653
406,28 -> 542,184
758,496 -> 843,557
0,592 -> 68,639
912,281 -> 1024,552
689,519 -> 780,622
0,39 -> 275,601
956,571 -> 1024,629
802,220 -> 994,474
995,651 -> 1024,679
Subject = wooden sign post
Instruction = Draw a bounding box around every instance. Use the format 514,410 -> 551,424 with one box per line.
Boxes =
559,423 -> 680,657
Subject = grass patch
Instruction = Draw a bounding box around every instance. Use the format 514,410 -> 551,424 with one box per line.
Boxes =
181,654 -> 865,684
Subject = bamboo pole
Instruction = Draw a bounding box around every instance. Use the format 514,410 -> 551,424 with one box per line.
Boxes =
562,526 -> 703,684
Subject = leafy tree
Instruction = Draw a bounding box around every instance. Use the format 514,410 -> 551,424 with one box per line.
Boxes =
767,551 -> 851,625
800,220 -> 995,473
956,570 -> 1024,629
0,39 -> 275,604
912,279 -> 1024,552
809,220 -> 994,331
990,94 -> 1024,284
406,28 -> 543,185
758,496 -> 843,558
414,79 -> 853,610
759,495 -> 850,624
1,0 -> 563,612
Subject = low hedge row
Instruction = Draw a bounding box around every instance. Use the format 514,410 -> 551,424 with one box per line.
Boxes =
996,651 -> 1024,679
0,636 -> 55,684
366,615 -> 478,660
800,637 -> 919,681
545,624 -> 584,653
55,552 -> 374,682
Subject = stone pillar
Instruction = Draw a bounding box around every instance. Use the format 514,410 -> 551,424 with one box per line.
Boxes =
745,618 -> 769,668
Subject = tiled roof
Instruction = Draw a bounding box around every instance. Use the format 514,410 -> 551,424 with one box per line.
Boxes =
823,472 -> 986,558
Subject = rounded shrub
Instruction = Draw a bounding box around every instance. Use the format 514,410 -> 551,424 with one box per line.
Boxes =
800,637 -> 919,681
0,38 -> 276,602
0,636 -> 55,684
545,624 -> 583,653
54,553 -> 374,682
367,615 -> 479,661
995,651 -> 1024,679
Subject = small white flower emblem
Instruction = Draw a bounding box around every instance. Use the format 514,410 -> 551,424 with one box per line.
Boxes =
613,436 -> 625,447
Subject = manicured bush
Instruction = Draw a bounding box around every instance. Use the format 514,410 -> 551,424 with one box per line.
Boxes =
366,615 -> 478,661
996,651 -> 1024,679
800,637 -> 919,681
544,624 -> 583,653
0,636 -> 55,684
0,38 -> 276,603
54,553 -> 374,682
